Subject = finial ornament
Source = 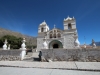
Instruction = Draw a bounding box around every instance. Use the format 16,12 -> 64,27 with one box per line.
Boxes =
92,39 -> 96,48
74,34 -> 80,48
20,38 -> 27,60
5,39 -> 7,44
84,43 -> 86,48
8,44 -> 10,50
43,36 -> 48,49
3,39 -> 8,50
21,38 -> 26,50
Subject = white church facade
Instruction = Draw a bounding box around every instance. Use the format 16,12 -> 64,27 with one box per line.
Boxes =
37,16 -> 80,51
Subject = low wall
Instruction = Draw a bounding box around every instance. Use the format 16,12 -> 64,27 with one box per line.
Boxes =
41,49 -> 100,62
0,50 -> 22,61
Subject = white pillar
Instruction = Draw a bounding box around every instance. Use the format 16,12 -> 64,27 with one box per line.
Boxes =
3,39 -> 8,50
20,38 -> 26,60
84,44 -> 86,48
74,35 -> 80,48
92,43 -> 96,48
92,39 -> 96,48
43,37 -> 48,49
8,44 -> 10,50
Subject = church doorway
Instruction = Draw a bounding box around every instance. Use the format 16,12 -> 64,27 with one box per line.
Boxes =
49,40 -> 63,49
53,43 -> 59,48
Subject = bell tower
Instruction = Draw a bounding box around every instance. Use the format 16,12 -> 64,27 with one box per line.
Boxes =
63,16 -> 76,30
37,20 -> 49,51
63,16 -> 80,49
38,20 -> 49,33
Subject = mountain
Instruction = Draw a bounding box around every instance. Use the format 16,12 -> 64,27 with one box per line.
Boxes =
90,42 -> 100,46
0,27 -> 37,46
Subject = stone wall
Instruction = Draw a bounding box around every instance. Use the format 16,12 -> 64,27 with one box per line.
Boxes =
63,34 -> 75,49
41,49 -> 100,62
37,38 -> 44,51
0,50 -> 22,61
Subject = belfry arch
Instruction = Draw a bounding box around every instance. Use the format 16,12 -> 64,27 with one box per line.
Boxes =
68,23 -> 72,30
41,27 -> 44,32
49,40 -> 63,49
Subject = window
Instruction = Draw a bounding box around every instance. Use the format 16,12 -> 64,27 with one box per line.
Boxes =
50,34 -> 52,38
58,33 -> 61,38
49,29 -> 62,38
68,23 -> 72,30
41,28 -> 44,32
54,30 -> 56,32
54,33 -> 56,38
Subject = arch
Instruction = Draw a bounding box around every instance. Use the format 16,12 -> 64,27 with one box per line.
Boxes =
49,34 -> 52,38
68,23 -> 72,30
53,33 -> 56,38
57,33 -> 61,38
54,30 -> 56,32
50,31 -> 53,34
49,40 -> 63,49
41,27 -> 44,32
53,44 -> 59,48
48,29 -> 63,39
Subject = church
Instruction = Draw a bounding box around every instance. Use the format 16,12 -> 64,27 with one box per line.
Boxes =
37,16 -> 80,51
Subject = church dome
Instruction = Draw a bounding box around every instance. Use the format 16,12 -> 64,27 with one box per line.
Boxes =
38,20 -> 50,32
40,20 -> 47,26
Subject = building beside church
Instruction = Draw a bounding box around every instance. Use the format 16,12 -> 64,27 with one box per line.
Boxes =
37,16 -> 80,51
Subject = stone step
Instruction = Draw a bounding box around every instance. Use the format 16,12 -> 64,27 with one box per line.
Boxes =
25,52 -> 33,57
23,52 -> 40,62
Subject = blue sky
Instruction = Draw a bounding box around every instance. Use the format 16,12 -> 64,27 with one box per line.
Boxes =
0,0 -> 100,45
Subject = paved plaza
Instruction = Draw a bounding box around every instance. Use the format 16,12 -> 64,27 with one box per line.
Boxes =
0,52 -> 100,75
0,61 -> 100,70
0,67 -> 100,75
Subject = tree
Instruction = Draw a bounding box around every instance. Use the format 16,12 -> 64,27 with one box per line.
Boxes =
0,35 -> 22,49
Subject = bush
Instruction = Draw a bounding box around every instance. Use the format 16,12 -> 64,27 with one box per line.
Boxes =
0,35 -> 22,49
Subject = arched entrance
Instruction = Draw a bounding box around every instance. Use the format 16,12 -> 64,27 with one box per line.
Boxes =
53,44 -> 59,48
49,40 -> 63,49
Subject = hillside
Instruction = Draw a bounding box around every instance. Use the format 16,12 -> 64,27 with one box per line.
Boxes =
0,27 -> 37,46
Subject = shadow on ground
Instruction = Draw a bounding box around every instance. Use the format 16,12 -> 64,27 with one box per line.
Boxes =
33,58 -> 40,61
23,57 -> 40,62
